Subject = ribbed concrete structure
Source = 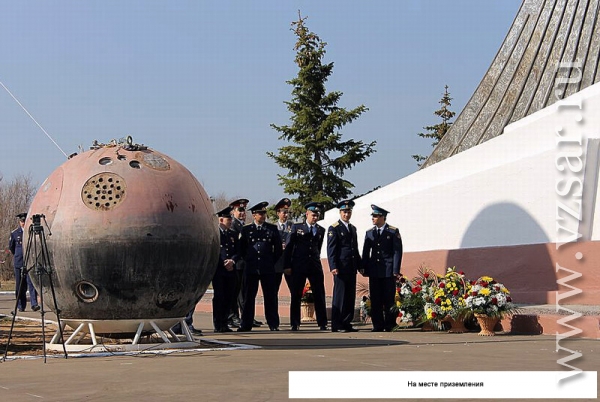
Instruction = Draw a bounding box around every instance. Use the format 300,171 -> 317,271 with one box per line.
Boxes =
423,0 -> 600,168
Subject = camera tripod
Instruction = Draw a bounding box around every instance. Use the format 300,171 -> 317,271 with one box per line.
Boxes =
3,214 -> 68,362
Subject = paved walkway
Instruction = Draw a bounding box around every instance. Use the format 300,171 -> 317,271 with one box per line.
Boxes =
0,293 -> 598,401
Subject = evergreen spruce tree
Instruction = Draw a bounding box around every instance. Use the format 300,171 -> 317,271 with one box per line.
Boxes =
412,85 -> 455,167
268,13 -> 376,212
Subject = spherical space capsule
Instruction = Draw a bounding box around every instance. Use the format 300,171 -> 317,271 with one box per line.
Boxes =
27,141 -> 218,334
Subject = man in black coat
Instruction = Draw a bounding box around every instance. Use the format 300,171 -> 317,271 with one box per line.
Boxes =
326,200 -> 362,332
274,197 -> 294,295
237,201 -> 283,331
212,206 -> 240,332
227,198 -> 250,328
285,202 -> 328,331
361,205 -> 403,332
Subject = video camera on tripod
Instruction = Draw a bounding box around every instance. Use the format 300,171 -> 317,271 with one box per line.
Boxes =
31,213 -> 44,233
3,212 -> 67,362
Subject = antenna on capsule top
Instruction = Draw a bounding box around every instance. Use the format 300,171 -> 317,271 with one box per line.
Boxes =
0,80 -> 68,158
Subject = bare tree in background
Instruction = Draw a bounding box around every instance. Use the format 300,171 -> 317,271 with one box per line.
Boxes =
211,192 -> 233,213
0,173 -> 37,281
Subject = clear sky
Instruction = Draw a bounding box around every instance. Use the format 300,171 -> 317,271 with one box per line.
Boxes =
1,1 -> 522,205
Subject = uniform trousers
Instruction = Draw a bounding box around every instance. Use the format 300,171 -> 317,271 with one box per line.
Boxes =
290,269 -> 328,328
228,269 -> 243,322
14,267 -> 38,311
240,272 -> 279,330
212,271 -> 237,331
331,272 -> 357,330
368,276 -> 397,331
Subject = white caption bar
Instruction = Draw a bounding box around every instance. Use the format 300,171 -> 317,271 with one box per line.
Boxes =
289,371 -> 597,399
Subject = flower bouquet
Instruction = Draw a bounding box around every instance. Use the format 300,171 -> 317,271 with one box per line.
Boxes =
465,276 -> 519,319
423,267 -> 471,332
360,295 -> 371,322
465,276 -> 520,336
391,266 -> 438,329
300,281 -> 314,303
300,281 -> 316,321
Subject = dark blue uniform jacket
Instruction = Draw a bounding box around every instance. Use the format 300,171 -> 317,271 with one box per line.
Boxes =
326,220 -> 361,274
284,222 -> 325,273
239,222 -> 283,275
361,224 -> 403,278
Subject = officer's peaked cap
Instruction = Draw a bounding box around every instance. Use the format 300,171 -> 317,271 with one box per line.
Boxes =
370,204 -> 389,217
305,202 -> 324,212
229,198 -> 249,210
216,206 -> 233,218
249,201 -> 268,213
336,200 -> 355,210
275,198 -> 291,211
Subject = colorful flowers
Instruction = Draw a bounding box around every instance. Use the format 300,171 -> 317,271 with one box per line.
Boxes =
301,282 -> 314,303
391,266 -> 438,326
423,267 -> 471,322
465,276 -> 519,318
360,295 -> 371,320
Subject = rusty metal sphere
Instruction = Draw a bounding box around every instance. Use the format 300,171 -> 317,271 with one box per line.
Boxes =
27,142 -> 218,332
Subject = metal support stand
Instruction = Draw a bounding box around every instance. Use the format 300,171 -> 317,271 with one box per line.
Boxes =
45,318 -> 196,353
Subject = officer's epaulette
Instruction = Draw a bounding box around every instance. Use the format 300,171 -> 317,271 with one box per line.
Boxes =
331,221 -> 340,227
243,223 -> 253,227
387,225 -> 397,231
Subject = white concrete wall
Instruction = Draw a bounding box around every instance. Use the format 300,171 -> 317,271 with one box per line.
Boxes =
320,82 -> 600,254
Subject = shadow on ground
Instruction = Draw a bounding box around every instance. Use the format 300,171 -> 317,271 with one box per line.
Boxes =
231,337 -> 408,350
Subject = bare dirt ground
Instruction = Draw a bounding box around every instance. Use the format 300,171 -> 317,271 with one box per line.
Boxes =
0,315 -> 224,358
0,316 -> 59,356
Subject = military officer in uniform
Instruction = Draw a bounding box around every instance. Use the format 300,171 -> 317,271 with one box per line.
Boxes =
230,198 -> 248,233
285,202 -> 328,331
361,205 -> 403,332
274,197 -> 294,295
227,198 -> 251,328
8,213 -> 40,312
327,200 -> 362,332
237,202 -> 283,332
212,206 -> 240,332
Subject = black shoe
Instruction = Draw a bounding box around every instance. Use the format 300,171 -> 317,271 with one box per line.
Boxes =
189,326 -> 203,336
291,326 -> 299,331
17,308 -> 25,312
269,326 -> 279,331
221,327 -> 233,333
319,326 -> 329,331
331,328 -> 340,332
371,328 -> 384,332
252,320 -> 262,328
237,327 -> 251,332
31,305 -> 41,312
343,327 -> 359,333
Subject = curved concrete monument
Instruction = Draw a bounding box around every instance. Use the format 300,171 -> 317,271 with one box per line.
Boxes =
423,0 -> 600,168
319,0 -> 600,338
